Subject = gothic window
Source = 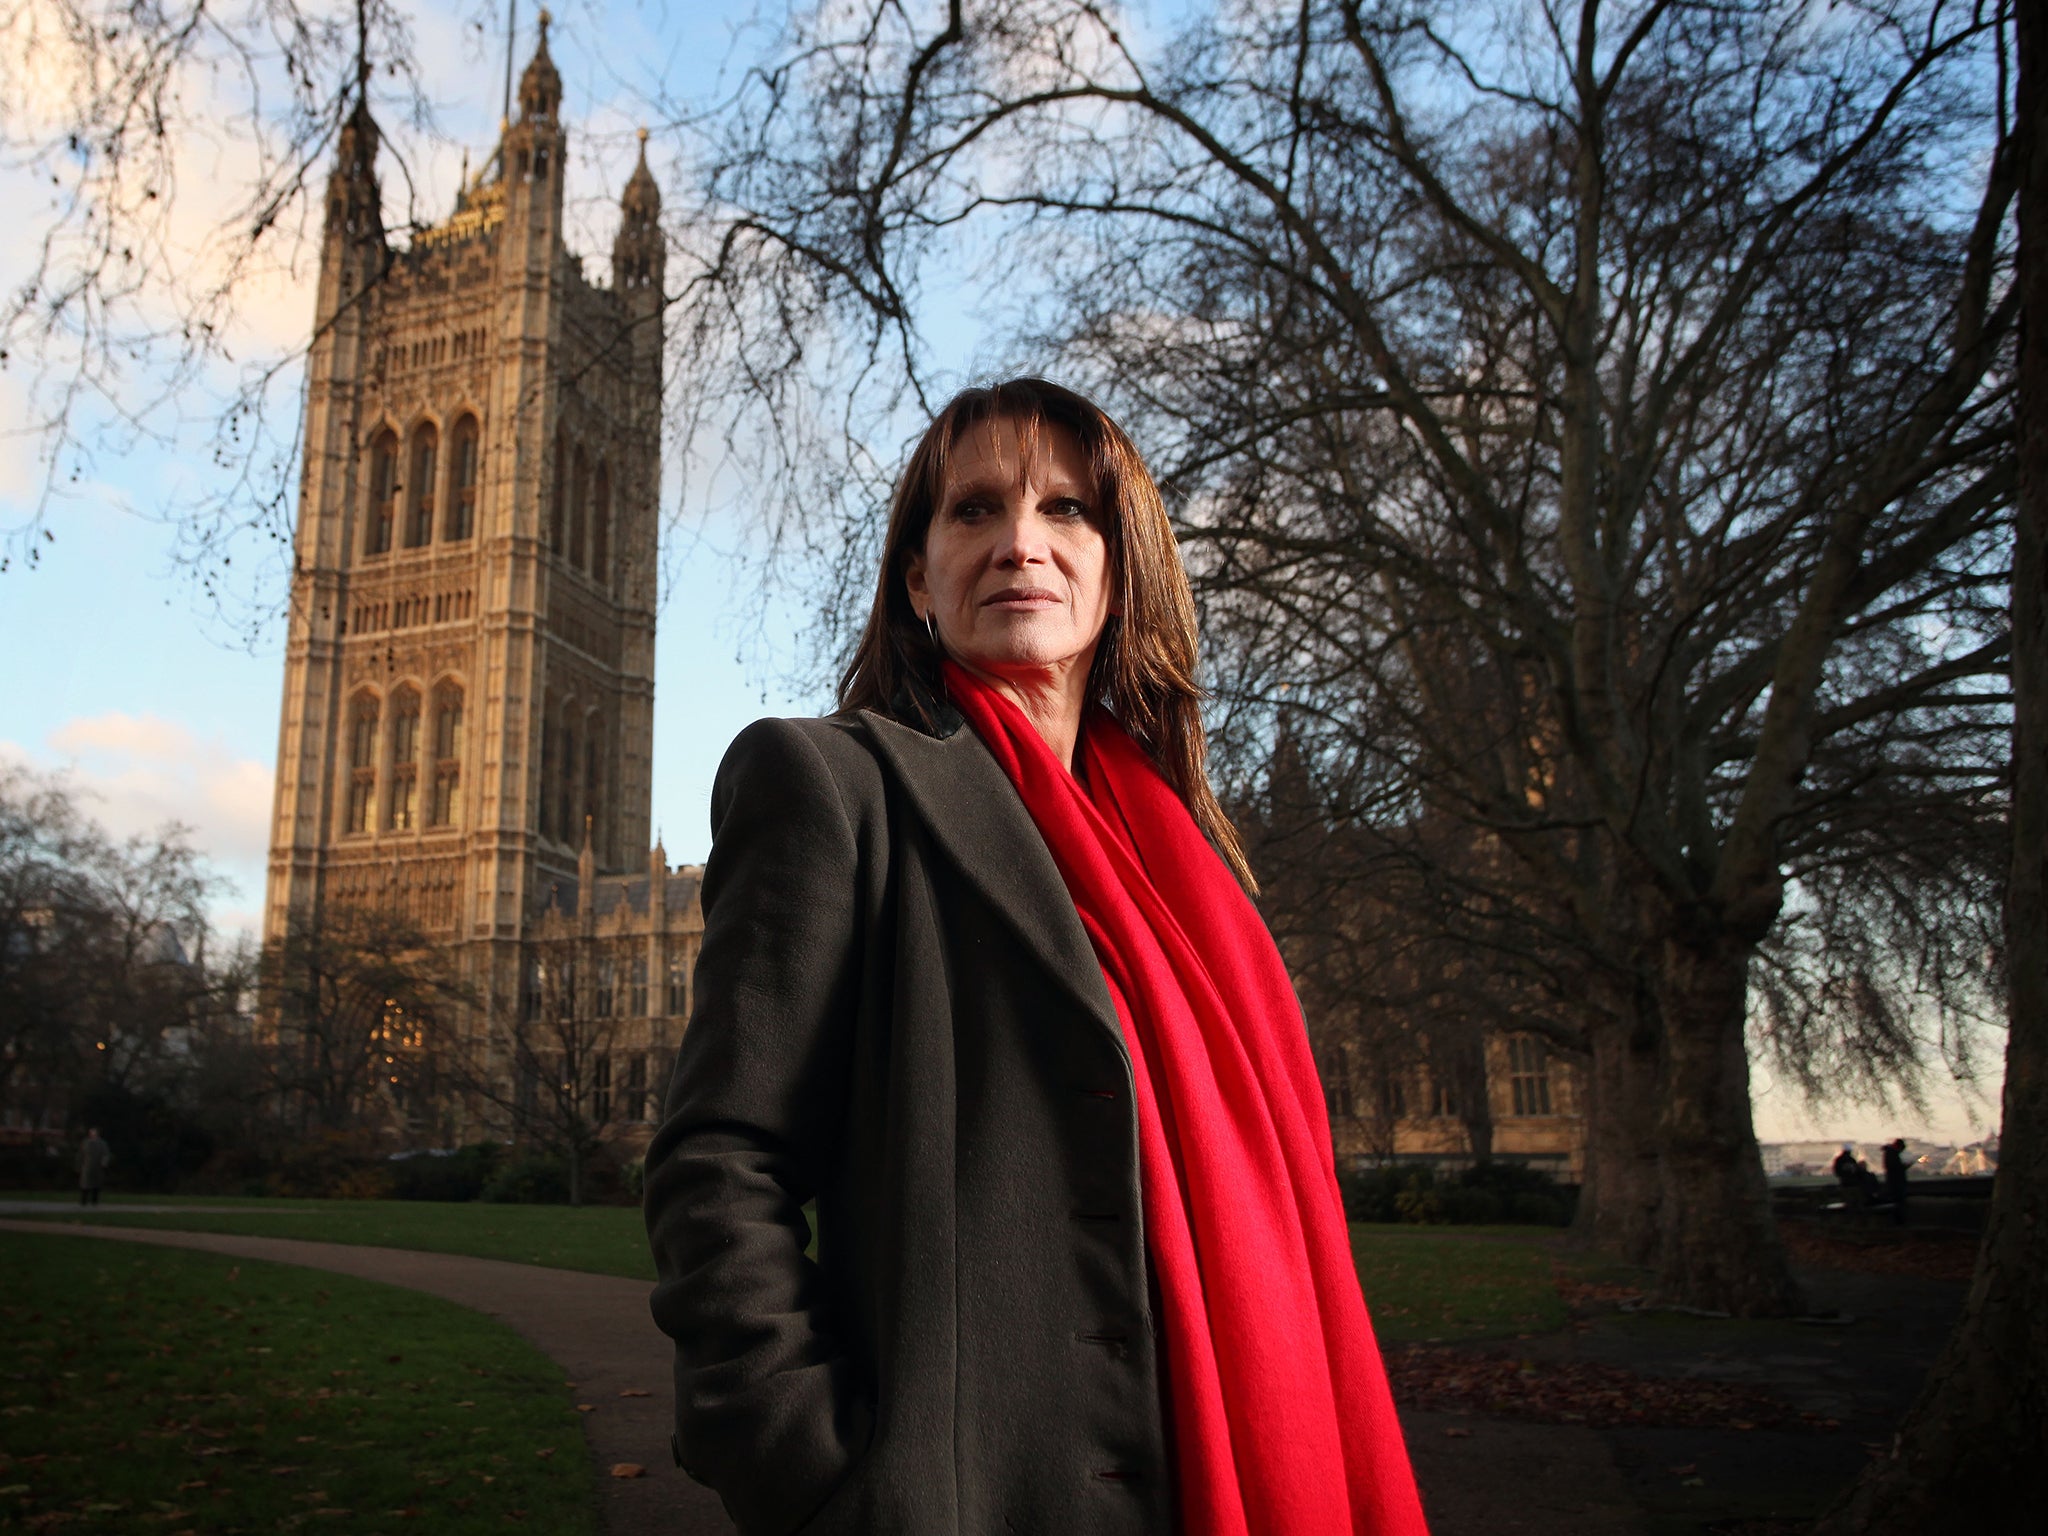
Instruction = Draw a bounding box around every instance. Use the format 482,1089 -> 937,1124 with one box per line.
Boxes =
405,424 -> 438,548
345,694 -> 379,834
1508,1036 -> 1554,1117
592,1052 -> 612,1123
387,687 -> 421,830
666,951 -> 688,1017
557,721 -> 577,844
537,707 -> 555,840
366,431 -> 398,556
549,427 -> 566,555
430,684 -> 463,827
594,957 -> 615,1018
522,957 -> 543,1022
446,415 -> 479,540
583,727 -> 602,860
591,462 -> 611,588
569,443 -> 588,572
629,953 -> 648,1017
624,1052 -> 648,1123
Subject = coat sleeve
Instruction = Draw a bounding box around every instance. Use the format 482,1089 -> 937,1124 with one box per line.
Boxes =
642,717 -> 870,1536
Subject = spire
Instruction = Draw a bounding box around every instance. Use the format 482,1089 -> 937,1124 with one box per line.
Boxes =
518,7 -> 562,122
325,94 -> 384,248
613,127 -> 664,295
622,128 -> 659,215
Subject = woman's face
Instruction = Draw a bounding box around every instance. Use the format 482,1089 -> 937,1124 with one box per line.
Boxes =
905,415 -> 1115,685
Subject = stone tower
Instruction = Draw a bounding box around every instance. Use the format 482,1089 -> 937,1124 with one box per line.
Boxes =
263,16 -> 668,984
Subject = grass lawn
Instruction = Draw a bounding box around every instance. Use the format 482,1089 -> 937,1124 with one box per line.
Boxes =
3,1196 -> 658,1283
5,1192 -> 1578,1344
0,1232 -> 598,1536
1350,1224 -> 1572,1345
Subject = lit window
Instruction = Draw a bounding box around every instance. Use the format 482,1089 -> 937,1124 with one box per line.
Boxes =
1508,1036 -> 1553,1117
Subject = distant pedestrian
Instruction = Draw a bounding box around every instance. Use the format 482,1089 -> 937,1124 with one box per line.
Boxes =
1883,1137 -> 1910,1226
1832,1145 -> 1859,1189
77,1128 -> 110,1207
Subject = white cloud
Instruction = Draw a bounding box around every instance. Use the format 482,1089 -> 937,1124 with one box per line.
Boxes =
3,712 -> 274,928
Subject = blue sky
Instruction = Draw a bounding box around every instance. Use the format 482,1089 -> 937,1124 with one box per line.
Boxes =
0,0 -> 2003,1145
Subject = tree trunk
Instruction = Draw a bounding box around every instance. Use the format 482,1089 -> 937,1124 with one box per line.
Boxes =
1652,926 -> 1803,1316
568,1142 -> 584,1208
1814,19 -> 2048,1521
1573,998 -> 1663,1266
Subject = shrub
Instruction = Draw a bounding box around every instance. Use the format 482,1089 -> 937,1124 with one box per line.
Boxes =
387,1142 -> 503,1203
480,1153 -> 572,1205
1341,1161 -> 1578,1226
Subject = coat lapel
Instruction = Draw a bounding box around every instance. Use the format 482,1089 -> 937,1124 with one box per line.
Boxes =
858,709 -> 1126,1054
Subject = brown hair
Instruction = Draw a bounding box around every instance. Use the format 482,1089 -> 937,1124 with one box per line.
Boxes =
837,377 -> 1255,890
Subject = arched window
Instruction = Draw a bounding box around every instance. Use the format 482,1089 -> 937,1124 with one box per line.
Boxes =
345,694 -> 380,833
537,706 -> 555,840
557,720 -> 577,843
430,684 -> 464,827
583,726 -> 602,861
591,462 -> 611,588
549,428 -> 566,555
365,432 -> 398,556
446,416 -> 479,541
405,424 -> 438,548
387,687 -> 422,830
569,443 -> 588,572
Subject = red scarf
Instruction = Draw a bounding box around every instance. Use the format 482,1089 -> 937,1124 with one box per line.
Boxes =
945,664 -> 1429,1536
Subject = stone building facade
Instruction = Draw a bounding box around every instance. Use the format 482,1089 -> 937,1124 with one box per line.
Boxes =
262,19 -> 697,1153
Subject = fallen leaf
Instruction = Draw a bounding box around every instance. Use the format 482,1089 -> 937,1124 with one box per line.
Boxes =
618,1389 -> 650,1398
1442,1427 -> 1471,1438
610,1464 -> 647,1480
575,1404 -> 595,1413
534,1448 -> 555,1460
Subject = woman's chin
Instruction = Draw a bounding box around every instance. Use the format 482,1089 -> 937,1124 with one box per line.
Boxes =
951,637 -> 1097,680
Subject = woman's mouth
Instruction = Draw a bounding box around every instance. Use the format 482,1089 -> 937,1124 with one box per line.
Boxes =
981,586 -> 1062,610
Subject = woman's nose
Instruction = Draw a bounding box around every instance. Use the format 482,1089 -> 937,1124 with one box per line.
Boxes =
993,505 -> 1049,565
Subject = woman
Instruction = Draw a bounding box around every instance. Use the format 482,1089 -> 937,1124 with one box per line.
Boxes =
644,379 -> 1427,1536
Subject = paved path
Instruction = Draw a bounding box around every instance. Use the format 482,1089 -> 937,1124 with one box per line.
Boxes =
1,1219 -> 732,1536
2,1219 -> 1644,1535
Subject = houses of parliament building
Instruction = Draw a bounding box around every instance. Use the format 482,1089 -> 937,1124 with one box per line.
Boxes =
261,19 -> 698,1144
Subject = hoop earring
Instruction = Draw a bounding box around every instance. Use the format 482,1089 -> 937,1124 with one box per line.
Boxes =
925,610 -> 941,655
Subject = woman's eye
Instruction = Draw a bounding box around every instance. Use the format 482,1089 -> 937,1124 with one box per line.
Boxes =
1048,498 -> 1090,519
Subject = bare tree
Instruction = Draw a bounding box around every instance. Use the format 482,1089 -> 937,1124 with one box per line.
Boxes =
663,0 -> 2015,1314
0,0 -> 435,580
442,932 -> 634,1206
0,764 -> 223,1127
1816,8 -> 2048,1522
257,901 -> 466,1134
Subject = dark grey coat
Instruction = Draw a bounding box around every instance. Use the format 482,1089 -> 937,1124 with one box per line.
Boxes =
643,705 -> 1170,1536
